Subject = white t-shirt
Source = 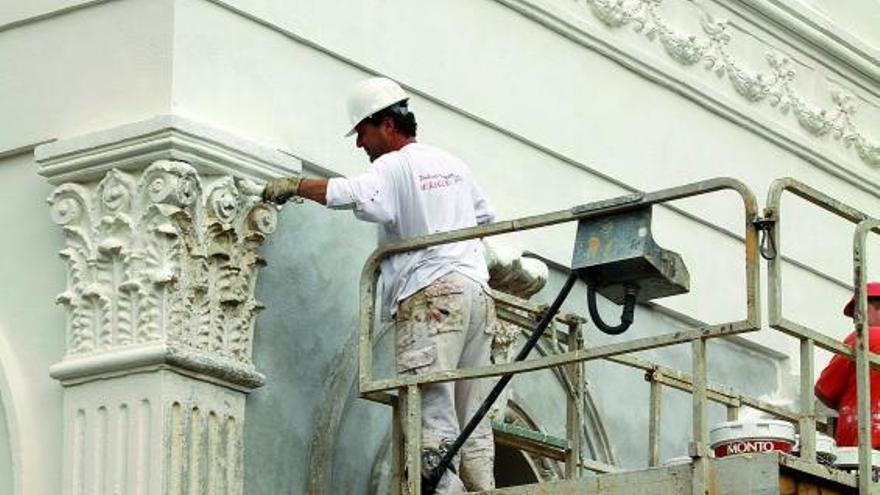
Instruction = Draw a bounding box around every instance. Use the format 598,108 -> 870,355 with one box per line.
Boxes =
326,142 -> 495,316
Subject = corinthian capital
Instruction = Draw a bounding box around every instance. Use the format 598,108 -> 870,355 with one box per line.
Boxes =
38,116 -> 300,390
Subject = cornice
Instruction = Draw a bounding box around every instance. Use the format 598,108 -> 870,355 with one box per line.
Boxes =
717,0 -> 880,87
35,114 -> 301,184
495,0 -> 879,189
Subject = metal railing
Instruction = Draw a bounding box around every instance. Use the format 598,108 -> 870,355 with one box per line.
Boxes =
358,177 -> 762,494
764,178 -> 880,495
491,292 -> 820,470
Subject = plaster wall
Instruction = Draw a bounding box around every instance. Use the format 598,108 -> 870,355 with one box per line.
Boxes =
0,152 -> 67,495
0,0 -> 174,152
0,397 -> 12,495
0,0 -> 877,493
164,0 -> 878,489
168,0 -> 879,354
246,203 -> 785,492
795,0 -> 880,49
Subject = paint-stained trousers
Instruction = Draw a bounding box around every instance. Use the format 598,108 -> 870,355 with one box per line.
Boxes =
395,272 -> 497,493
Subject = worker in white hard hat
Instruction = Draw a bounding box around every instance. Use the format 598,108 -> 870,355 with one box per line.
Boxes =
263,77 -> 497,492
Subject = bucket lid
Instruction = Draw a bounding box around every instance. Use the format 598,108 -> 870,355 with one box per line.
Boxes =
662,456 -> 693,467
795,433 -> 837,455
815,433 -> 836,454
709,419 -> 795,446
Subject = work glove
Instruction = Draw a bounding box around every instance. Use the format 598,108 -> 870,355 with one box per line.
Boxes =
262,176 -> 303,204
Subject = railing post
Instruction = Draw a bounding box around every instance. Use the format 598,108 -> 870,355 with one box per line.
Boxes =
726,404 -> 739,421
799,338 -> 817,462
565,319 -> 585,479
648,371 -> 662,468
853,218 -> 879,495
391,392 -> 404,495
691,337 -> 710,495
403,385 -> 422,495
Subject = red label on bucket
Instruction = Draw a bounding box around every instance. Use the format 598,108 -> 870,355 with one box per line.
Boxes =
713,439 -> 792,457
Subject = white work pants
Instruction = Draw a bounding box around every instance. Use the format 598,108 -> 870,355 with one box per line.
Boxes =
395,272 -> 497,493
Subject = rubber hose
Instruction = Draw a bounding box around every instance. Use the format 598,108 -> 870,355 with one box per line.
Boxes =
587,283 -> 637,335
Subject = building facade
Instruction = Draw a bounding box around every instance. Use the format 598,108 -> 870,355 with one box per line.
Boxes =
0,0 -> 878,493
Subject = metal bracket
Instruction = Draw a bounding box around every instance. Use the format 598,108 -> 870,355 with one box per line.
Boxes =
752,216 -> 778,261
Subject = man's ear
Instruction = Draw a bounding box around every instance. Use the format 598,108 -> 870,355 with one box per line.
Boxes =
381,116 -> 396,136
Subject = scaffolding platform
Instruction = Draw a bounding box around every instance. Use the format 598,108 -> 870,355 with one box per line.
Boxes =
482,453 -> 860,495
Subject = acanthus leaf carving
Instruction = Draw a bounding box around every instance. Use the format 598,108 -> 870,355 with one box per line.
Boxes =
49,160 -> 276,365
582,0 -> 879,168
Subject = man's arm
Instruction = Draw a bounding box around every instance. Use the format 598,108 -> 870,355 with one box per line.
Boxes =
263,173 -> 394,224
297,179 -> 328,205
815,332 -> 857,409
263,176 -> 328,205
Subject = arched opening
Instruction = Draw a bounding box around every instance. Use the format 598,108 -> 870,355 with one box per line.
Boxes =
492,400 -> 563,487
0,395 -> 13,494
494,443 -> 539,487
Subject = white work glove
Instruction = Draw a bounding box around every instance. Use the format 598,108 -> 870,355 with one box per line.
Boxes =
262,175 -> 303,205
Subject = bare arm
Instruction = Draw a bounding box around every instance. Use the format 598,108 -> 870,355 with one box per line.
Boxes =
297,178 -> 329,205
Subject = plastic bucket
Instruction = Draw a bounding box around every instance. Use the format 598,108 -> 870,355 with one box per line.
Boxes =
792,433 -> 837,465
834,447 -> 880,482
709,419 -> 795,458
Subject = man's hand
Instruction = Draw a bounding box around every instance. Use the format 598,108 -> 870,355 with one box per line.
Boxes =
262,176 -> 303,204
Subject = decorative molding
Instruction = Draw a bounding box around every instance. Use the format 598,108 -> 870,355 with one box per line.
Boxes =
46,161 -> 274,372
0,0 -> 119,34
49,342 -> 266,391
37,119 -> 286,494
36,116 -> 296,390
36,115 -> 302,184
716,0 -> 880,86
201,0 -> 879,202
582,0 -> 879,168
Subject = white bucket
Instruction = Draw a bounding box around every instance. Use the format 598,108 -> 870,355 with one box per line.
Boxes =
793,433 -> 837,464
709,419 -> 795,458
662,456 -> 692,467
834,447 -> 880,482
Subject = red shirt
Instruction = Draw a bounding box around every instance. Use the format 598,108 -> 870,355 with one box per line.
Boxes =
814,326 -> 880,447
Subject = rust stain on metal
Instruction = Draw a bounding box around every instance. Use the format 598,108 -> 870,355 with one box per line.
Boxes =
587,236 -> 600,255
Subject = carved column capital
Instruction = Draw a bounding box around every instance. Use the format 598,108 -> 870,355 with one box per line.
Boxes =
38,117 -> 297,390
36,117 -> 299,495
46,159 -> 277,389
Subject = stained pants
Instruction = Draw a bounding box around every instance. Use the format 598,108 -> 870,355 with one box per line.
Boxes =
395,272 -> 497,493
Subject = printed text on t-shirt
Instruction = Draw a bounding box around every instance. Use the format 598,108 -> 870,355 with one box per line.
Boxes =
419,173 -> 463,191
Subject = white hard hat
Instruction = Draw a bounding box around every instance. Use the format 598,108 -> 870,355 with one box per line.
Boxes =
345,77 -> 409,137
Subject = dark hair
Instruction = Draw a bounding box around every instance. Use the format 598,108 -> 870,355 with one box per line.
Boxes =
365,101 -> 417,137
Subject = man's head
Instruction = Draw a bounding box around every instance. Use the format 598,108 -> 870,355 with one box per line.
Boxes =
843,281 -> 880,326
354,102 -> 417,162
345,77 -> 418,162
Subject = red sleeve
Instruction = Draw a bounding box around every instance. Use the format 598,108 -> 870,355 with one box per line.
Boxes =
815,332 -> 856,409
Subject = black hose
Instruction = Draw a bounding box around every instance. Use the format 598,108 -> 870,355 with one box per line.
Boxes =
587,283 -> 637,335
422,272 -> 580,494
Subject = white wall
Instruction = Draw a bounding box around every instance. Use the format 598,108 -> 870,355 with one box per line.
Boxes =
0,396 -> 13,495
0,0 -> 174,152
0,152 -> 67,495
168,0 -> 879,359
0,0 -> 878,491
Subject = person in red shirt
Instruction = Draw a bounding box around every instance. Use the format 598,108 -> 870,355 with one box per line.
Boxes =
815,282 -> 880,447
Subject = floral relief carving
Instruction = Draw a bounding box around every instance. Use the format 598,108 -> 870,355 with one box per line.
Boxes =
48,160 -> 275,363
582,0 -> 879,167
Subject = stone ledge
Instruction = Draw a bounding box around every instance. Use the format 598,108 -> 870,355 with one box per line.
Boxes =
35,114 -> 301,184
